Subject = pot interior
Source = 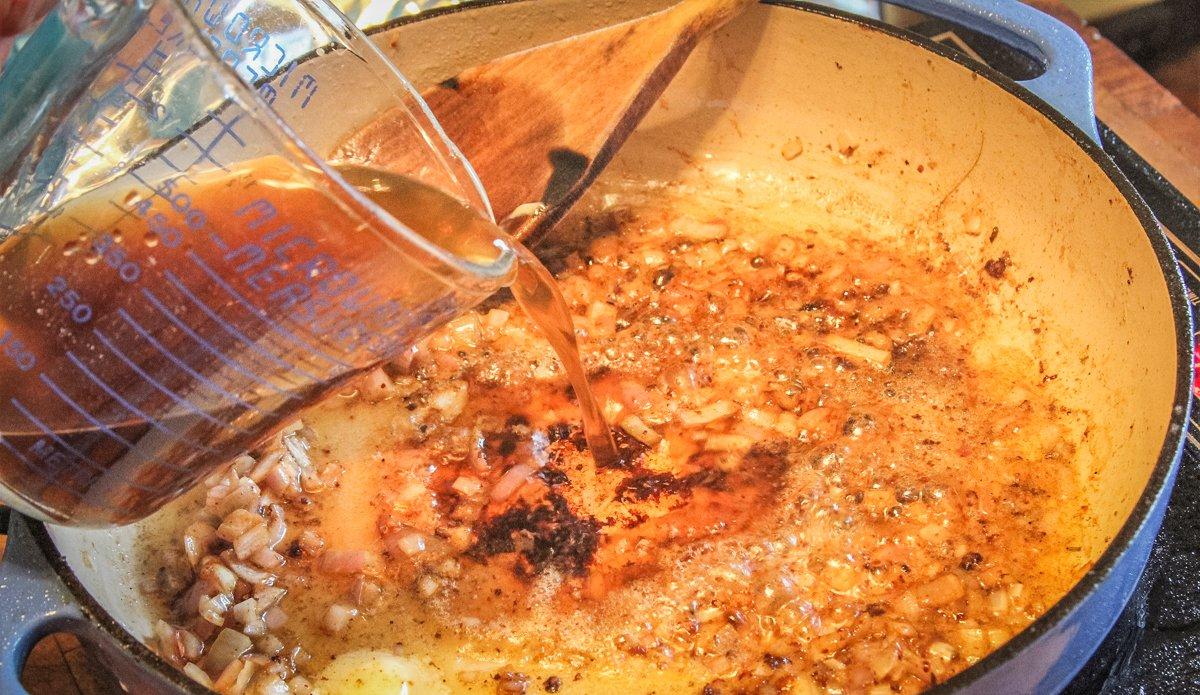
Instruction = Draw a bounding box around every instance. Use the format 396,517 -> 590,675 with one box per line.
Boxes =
375,0 -> 1181,586
45,0 -> 1181,688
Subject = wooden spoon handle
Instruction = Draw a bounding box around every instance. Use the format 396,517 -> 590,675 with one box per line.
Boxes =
335,0 -> 758,244
503,0 -> 758,242
664,0 -> 758,40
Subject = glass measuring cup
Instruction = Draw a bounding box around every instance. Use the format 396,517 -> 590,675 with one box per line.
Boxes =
0,0 -> 516,526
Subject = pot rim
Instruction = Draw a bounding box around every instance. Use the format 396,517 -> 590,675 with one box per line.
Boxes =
29,1 -> 1193,692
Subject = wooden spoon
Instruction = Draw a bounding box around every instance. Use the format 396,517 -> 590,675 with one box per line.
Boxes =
337,0 -> 755,243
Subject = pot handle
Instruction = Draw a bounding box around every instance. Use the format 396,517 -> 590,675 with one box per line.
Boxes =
0,514 -> 105,694
882,0 -> 1102,144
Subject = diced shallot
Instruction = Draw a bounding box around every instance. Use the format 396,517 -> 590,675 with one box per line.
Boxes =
361,366 -> 393,401
198,593 -> 232,626
321,603 -> 358,633
451,475 -> 484,497
620,415 -> 662,446
222,553 -> 272,585
670,216 -> 728,241
254,585 -> 287,610
183,662 -> 213,688
256,634 -> 285,657
182,522 -> 216,566
297,530 -> 325,555
266,504 -> 287,548
258,676 -> 291,695
349,576 -> 383,609
247,451 -> 284,485
491,463 -> 535,502
231,658 -> 256,695
153,620 -> 178,662
211,477 -> 261,517
232,524 -> 271,561
282,432 -> 312,471
822,334 -> 893,368
262,456 -> 300,498
177,627 -> 204,661
251,547 -> 285,569
678,400 -> 736,426
318,549 -> 370,575
217,509 -> 264,543
204,628 -> 251,673
264,606 -> 289,630
387,532 -> 426,557
230,597 -> 259,626
210,659 -> 244,692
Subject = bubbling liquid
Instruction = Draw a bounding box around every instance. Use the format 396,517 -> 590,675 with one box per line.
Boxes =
139,176 -> 1093,694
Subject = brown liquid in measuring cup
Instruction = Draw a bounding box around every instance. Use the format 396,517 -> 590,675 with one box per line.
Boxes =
0,158 -> 614,525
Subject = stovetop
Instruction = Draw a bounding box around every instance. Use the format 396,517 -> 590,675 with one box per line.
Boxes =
1062,127 -> 1200,695
906,16 -> 1200,694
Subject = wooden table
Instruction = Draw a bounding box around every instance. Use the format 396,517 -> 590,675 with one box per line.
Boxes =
8,0 -> 1200,692
1028,0 -> 1200,205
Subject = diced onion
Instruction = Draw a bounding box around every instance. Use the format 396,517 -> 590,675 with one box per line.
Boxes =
318,549 -> 370,575
322,603 -> 358,633
264,606 -> 289,630
822,334 -> 892,368
620,415 -> 661,446
182,663 -> 213,688
205,628 -> 251,673
491,464 -> 535,502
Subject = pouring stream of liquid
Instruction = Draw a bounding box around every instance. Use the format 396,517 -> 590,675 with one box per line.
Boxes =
509,245 -> 620,466
339,163 -> 619,468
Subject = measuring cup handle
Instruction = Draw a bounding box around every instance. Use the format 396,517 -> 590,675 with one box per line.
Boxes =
0,0 -> 148,187
882,0 -> 1101,144
1,514 -> 196,693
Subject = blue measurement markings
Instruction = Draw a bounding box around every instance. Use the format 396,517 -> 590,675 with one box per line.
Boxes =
39,373 -> 135,449
116,308 -> 264,417
162,269 -> 323,384
140,287 -> 297,400
91,327 -> 251,436
186,250 -> 354,369
0,433 -> 78,497
7,397 -> 159,494
66,351 -> 222,457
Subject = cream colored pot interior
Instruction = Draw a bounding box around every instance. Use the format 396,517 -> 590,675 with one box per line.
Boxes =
46,0 -> 1179,670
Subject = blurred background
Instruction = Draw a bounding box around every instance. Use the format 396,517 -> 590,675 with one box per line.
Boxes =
1,0 -> 1197,114
328,0 -> 1200,116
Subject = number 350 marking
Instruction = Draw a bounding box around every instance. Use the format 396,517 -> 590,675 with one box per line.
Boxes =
46,276 -> 93,324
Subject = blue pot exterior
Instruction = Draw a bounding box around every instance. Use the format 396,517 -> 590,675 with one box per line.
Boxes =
958,445 -> 1182,693
2,3 -> 1192,694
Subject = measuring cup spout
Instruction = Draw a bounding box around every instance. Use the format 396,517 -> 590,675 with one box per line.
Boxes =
0,0 -> 149,199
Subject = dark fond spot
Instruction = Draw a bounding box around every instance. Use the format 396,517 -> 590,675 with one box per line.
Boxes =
984,253 -> 1011,279
546,423 -> 572,442
469,493 -> 600,578
535,467 -> 570,487
615,468 -> 727,503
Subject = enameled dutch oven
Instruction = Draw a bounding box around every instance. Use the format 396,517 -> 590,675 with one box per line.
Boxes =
0,1 -> 1192,693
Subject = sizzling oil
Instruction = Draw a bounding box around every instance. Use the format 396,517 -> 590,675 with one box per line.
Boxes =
141,177 -> 1092,694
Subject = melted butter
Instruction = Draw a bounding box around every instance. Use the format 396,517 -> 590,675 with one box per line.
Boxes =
141,175 -> 1092,694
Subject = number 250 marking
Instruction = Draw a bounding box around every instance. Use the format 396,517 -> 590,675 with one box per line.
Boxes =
46,276 -> 93,324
